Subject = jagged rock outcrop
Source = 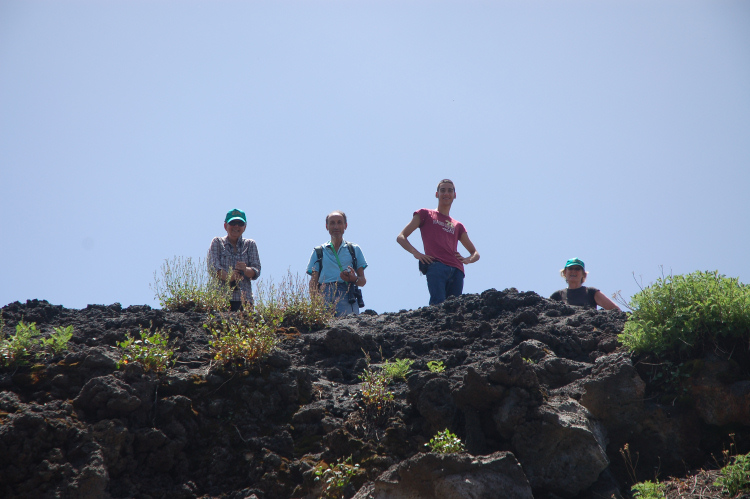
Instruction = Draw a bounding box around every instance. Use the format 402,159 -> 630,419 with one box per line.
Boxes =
1,290 -> 748,499
353,451 -> 533,499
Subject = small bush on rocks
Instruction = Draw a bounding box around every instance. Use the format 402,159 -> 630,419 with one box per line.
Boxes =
117,326 -> 174,373
0,321 -> 40,366
152,256 -> 232,312
39,325 -> 74,358
358,351 -> 393,422
714,435 -> 750,496
314,456 -> 361,499
714,453 -> 750,496
619,270 -> 750,355
206,314 -> 277,369
254,270 -> 335,331
631,480 -> 665,499
0,322 -> 74,366
382,357 -> 414,382
426,429 -> 465,454
427,360 -> 445,373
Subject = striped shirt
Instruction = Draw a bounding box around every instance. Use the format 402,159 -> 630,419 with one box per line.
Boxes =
207,236 -> 261,303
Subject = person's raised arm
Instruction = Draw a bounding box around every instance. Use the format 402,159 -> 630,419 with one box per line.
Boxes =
456,232 -> 480,265
594,291 -> 620,311
397,213 -> 434,264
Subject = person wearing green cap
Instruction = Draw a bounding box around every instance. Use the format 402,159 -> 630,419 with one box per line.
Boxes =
550,258 -> 619,310
207,208 -> 261,311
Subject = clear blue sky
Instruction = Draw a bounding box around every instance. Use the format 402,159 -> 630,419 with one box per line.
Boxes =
2,1 -> 749,314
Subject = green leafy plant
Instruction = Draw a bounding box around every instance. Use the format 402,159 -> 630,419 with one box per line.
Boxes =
426,429 -> 465,454
427,360 -> 445,373
358,350 -> 393,422
38,325 -> 74,357
314,456 -> 361,499
0,321 -> 41,366
205,314 -> 278,369
713,434 -> 750,496
382,357 -> 414,382
152,256 -> 232,312
117,326 -> 174,373
630,480 -> 665,499
619,270 -> 750,355
714,453 -> 750,496
254,270 -> 336,331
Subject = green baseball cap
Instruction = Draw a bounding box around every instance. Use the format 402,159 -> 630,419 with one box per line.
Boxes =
225,208 -> 247,224
564,258 -> 585,269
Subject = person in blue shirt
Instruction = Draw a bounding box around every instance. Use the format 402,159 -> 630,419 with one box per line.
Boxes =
306,211 -> 368,316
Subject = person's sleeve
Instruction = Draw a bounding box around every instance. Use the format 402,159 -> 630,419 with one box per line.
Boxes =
550,290 -> 562,301
247,241 -> 261,279
414,208 -> 426,227
457,222 -> 467,239
207,238 -> 222,271
306,249 -> 318,276
355,246 -> 367,270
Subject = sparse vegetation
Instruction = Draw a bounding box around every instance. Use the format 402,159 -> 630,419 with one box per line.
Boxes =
152,256 -> 232,312
382,357 -> 414,382
426,429 -> 465,454
117,326 -> 174,373
39,325 -> 74,357
254,270 -> 336,331
205,313 -> 278,369
314,456 -> 361,499
713,435 -> 750,497
619,270 -> 750,356
427,360 -> 445,373
358,350 -> 393,422
0,321 -> 40,366
0,321 -> 74,366
631,480 -> 665,499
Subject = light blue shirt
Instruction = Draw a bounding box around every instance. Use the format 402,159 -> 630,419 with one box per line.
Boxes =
306,241 -> 368,284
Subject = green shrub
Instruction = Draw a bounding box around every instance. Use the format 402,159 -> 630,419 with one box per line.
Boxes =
631,480 -> 665,499
426,429 -> 465,454
117,326 -> 174,373
152,256 -> 232,312
427,360 -> 445,373
382,358 -> 414,382
205,314 -> 277,369
0,321 -> 41,366
39,326 -> 74,357
254,270 -> 335,331
358,351 -> 393,422
714,452 -> 750,496
314,456 -> 361,499
619,270 -> 750,355
0,322 -> 75,367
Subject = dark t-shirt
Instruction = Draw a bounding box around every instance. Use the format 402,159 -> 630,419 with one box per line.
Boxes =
550,286 -> 599,309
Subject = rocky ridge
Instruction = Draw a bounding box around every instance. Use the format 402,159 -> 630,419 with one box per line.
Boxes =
1,288 -> 748,498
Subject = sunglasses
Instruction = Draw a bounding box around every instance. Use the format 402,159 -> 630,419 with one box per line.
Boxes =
228,220 -> 246,227
566,266 -> 583,272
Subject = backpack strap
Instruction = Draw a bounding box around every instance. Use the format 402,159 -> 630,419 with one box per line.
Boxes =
314,246 -> 324,274
346,241 -> 358,271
